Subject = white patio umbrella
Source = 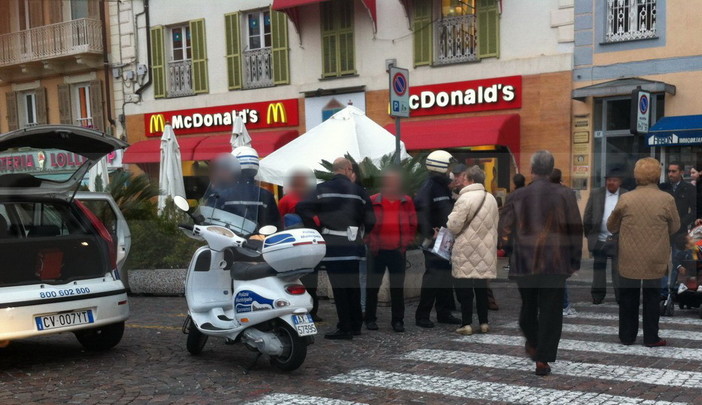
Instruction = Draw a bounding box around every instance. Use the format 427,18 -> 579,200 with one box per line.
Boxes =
87,156 -> 109,192
230,115 -> 252,150
158,123 -> 186,213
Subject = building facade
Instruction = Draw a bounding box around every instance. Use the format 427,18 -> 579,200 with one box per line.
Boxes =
572,0 -> 702,192
113,0 -> 575,198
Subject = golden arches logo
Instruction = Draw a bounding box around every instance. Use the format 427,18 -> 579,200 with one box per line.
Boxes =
266,102 -> 287,125
149,114 -> 166,134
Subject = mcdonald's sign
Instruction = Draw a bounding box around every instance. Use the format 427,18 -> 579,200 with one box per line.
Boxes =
143,98 -> 299,137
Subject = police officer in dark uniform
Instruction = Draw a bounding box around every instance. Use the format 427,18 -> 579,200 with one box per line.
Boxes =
297,158 -> 376,340
415,150 -> 462,328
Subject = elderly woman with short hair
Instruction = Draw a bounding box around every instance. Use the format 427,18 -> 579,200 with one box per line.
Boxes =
607,157 -> 680,347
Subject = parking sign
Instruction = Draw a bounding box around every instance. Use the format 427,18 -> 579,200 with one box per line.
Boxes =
390,66 -> 410,118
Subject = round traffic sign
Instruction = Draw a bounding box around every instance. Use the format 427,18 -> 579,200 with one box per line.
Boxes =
639,94 -> 649,114
392,72 -> 407,96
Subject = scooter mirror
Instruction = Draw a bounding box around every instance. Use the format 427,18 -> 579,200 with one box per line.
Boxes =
173,196 -> 190,212
259,225 -> 278,236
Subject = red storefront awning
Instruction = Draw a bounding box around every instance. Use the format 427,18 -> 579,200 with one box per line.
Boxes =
272,0 -> 377,36
384,114 -> 521,164
191,130 -> 299,161
122,136 -> 208,164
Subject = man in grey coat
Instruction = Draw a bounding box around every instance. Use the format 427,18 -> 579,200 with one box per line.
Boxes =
583,169 -> 628,304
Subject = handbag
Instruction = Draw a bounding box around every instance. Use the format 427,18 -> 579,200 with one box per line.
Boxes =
430,191 -> 488,261
603,233 -> 619,258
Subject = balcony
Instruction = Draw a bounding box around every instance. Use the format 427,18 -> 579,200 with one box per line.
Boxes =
435,15 -> 479,65
0,18 -> 103,75
167,59 -> 194,97
243,47 -> 274,89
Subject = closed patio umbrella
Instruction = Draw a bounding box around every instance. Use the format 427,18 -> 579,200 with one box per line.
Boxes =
88,156 -> 109,192
230,115 -> 252,150
158,123 -> 186,213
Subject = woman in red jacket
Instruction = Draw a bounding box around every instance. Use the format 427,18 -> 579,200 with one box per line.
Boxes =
365,169 -> 418,332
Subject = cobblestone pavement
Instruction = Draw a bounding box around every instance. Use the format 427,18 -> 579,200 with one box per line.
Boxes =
1,282 -> 702,404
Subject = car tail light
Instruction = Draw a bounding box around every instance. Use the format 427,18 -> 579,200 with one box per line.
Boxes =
285,284 -> 307,295
75,200 -> 117,270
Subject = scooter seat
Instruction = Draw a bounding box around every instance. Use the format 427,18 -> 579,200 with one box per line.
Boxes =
231,262 -> 277,281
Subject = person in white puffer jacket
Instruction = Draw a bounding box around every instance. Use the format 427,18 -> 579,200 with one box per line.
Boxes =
446,165 -> 499,336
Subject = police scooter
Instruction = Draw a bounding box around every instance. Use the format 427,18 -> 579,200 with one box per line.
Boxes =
174,195 -> 325,372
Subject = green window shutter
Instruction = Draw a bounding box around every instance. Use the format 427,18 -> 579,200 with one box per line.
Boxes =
320,2 -> 337,77
190,18 -> 209,94
320,0 -> 354,78
149,25 -> 166,98
337,0 -> 355,75
225,12 -> 242,90
412,0 -> 433,67
271,10 -> 290,85
477,0 -> 500,58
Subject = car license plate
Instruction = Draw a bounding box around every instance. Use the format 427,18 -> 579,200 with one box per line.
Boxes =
291,314 -> 317,336
35,310 -> 94,331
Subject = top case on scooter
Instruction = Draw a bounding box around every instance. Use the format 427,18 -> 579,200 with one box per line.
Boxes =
262,229 -> 326,272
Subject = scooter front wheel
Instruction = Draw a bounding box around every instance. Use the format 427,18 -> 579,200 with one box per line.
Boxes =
186,323 -> 209,355
269,321 -> 307,372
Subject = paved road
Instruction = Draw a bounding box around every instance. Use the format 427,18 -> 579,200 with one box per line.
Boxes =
1,283 -> 701,404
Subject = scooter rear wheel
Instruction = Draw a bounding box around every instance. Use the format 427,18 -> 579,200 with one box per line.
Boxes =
269,321 -> 307,372
186,324 -> 208,355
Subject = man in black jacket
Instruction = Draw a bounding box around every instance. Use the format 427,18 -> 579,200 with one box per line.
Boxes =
414,150 -> 462,328
297,158 -> 376,340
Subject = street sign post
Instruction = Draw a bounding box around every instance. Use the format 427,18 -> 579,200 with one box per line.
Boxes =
389,66 -> 410,164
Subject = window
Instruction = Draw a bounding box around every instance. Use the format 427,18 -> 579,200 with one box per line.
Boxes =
167,25 -> 194,97
605,0 -> 657,43
246,11 -> 271,50
170,25 -> 192,61
18,92 -> 37,128
150,20 -> 208,98
73,84 -> 92,128
321,0 -> 355,78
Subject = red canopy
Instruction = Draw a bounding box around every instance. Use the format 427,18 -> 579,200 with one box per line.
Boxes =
191,130 -> 299,161
122,136 -> 207,164
272,0 -> 377,36
384,114 -> 521,165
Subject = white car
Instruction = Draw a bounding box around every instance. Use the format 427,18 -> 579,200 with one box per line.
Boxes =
0,125 -> 130,351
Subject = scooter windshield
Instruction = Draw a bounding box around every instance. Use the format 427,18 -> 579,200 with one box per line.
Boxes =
197,179 -> 262,237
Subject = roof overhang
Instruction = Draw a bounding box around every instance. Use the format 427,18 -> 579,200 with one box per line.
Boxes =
572,78 -> 676,101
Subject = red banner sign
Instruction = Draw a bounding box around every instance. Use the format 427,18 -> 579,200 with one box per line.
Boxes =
144,98 -> 299,137
407,75 -> 522,117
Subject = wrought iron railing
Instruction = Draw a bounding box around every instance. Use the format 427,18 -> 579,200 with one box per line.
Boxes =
435,14 -> 478,65
606,0 -> 657,43
243,47 -> 274,89
167,59 -> 194,98
0,19 -> 103,67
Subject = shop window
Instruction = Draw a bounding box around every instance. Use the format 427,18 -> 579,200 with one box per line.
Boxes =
321,0 -> 355,78
605,0 -> 657,43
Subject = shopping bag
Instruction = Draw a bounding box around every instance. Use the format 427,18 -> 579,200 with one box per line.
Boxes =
430,227 -> 455,261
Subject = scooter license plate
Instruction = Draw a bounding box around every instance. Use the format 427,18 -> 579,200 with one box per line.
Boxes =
292,314 -> 317,336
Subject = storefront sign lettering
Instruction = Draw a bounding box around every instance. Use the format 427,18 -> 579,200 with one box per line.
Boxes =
406,76 -> 522,117
144,98 -> 299,137
0,151 -> 87,174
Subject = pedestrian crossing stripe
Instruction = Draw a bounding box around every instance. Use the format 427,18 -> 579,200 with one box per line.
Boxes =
248,393 -> 366,405
402,349 -> 702,389
502,321 -> 702,341
326,369 -> 687,405
454,334 -> 702,361
576,311 -> 702,326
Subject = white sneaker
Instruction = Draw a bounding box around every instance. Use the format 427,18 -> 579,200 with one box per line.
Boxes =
563,305 -> 578,317
456,325 -> 473,335
480,323 -> 490,333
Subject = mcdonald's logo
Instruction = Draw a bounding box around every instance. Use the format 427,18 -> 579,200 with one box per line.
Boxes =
149,114 -> 166,134
266,102 -> 287,125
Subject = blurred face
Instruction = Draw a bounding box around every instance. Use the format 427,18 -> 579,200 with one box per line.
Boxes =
605,177 -> 622,194
668,164 -> 683,183
381,171 -> 403,197
691,168 -> 699,181
290,174 -> 311,197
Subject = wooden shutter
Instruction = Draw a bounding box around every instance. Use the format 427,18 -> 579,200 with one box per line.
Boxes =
46,0 -> 63,24
150,25 -> 166,98
478,0 -> 500,58
337,0 -> 355,75
320,0 -> 355,78
35,87 -> 47,125
90,80 -> 105,131
190,19 -> 209,94
28,0 -> 43,28
271,10 -> 290,85
0,1 -> 11,35
320,3 -> 338,77
58,84 -> 73,125
5,92 -> 18,131
225,12 -> 242,90
412,0 -> 433,67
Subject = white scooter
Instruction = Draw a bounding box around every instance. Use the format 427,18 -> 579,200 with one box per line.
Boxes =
173,196 -> 325,372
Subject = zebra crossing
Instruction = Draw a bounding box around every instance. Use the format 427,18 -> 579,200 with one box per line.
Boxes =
248,308 -> 702,404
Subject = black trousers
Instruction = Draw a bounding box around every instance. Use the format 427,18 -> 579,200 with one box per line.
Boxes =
366,249 -> 406,324
516,274 -> 567,363
618,276 -> 661,345
591,242 -> 620,302
454,278 -> 489,326
415,251 -> 454,321
300,270 -> 319,317
326,260 -> 363,332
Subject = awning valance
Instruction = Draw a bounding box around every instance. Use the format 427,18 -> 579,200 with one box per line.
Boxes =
572,78 -> 676,101
122,136 -> 207,164
191,130 -> 299,161
272,0 -> 377,36
647,115 -> 702,146
384,114 -> 521,164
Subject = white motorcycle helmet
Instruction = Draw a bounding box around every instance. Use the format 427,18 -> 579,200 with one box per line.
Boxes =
232,146 -> 259,178
426,150 -> 454,174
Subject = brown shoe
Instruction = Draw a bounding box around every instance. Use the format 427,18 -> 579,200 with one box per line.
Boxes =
645,339 -> 667,347
535,362 -> 551,376
524,341 -> 537,361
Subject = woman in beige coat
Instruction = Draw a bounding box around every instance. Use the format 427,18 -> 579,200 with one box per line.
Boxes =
446,166 -> 499,335
607,157 -> 680,347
